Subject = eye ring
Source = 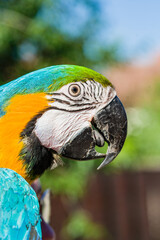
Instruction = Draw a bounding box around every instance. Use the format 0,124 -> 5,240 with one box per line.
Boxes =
68,84 -> 81,97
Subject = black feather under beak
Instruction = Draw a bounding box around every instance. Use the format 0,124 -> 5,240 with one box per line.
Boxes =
60,96 -> 127,169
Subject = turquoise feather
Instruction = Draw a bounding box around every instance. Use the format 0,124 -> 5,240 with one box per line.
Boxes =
0,168 -> 42,240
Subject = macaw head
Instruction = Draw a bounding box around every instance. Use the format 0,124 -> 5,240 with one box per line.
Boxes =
0,65 -> 127,181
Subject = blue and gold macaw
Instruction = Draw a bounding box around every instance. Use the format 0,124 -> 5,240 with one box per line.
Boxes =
0,65 -> 127,239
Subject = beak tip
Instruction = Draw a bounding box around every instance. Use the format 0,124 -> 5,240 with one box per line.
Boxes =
97,161 -> 109,170
97,165 -> 103,170
97,152 -> 116,170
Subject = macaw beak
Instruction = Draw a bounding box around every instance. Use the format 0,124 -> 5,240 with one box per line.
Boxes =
92,96 -> 127,169
60,96 -> 127,169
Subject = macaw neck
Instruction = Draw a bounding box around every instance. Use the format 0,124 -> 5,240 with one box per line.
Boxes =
0,93 -> 48,183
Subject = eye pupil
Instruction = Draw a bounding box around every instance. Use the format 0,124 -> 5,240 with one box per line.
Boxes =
72,86 -> 78,93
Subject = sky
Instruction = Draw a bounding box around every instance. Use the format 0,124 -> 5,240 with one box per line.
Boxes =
38,0 -> 160,64
106,0 -> 160,63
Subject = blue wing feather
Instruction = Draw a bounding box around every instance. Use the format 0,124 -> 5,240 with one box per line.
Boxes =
0,168 -> 42,240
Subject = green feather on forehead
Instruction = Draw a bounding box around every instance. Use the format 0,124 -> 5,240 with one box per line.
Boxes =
47,65 -> 113,92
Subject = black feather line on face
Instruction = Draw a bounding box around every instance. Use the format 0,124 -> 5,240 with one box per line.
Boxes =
20,110 -> 44,137
20,110 -> 54,180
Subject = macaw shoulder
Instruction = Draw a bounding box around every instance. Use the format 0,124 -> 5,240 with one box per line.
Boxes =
0,168 -> 42,240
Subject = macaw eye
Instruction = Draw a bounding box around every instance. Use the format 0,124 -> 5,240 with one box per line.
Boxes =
68,84 -> 81,97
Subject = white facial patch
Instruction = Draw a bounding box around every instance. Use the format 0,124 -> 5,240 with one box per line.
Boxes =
34,109 -> 94,152
34,82 -> 116,152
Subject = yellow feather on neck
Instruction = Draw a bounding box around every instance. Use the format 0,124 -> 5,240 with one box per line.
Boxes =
0,93 -> 48,182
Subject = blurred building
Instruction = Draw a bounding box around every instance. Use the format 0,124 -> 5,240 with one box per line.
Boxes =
105,55 -> 160,106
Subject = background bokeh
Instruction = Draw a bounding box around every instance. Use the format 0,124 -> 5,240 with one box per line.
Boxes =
0,0 -> 160,240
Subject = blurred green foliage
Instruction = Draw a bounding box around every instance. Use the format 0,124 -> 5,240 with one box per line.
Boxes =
61,210 -> 107,240
40,160 -> 95,201
0,0 -> 119,85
